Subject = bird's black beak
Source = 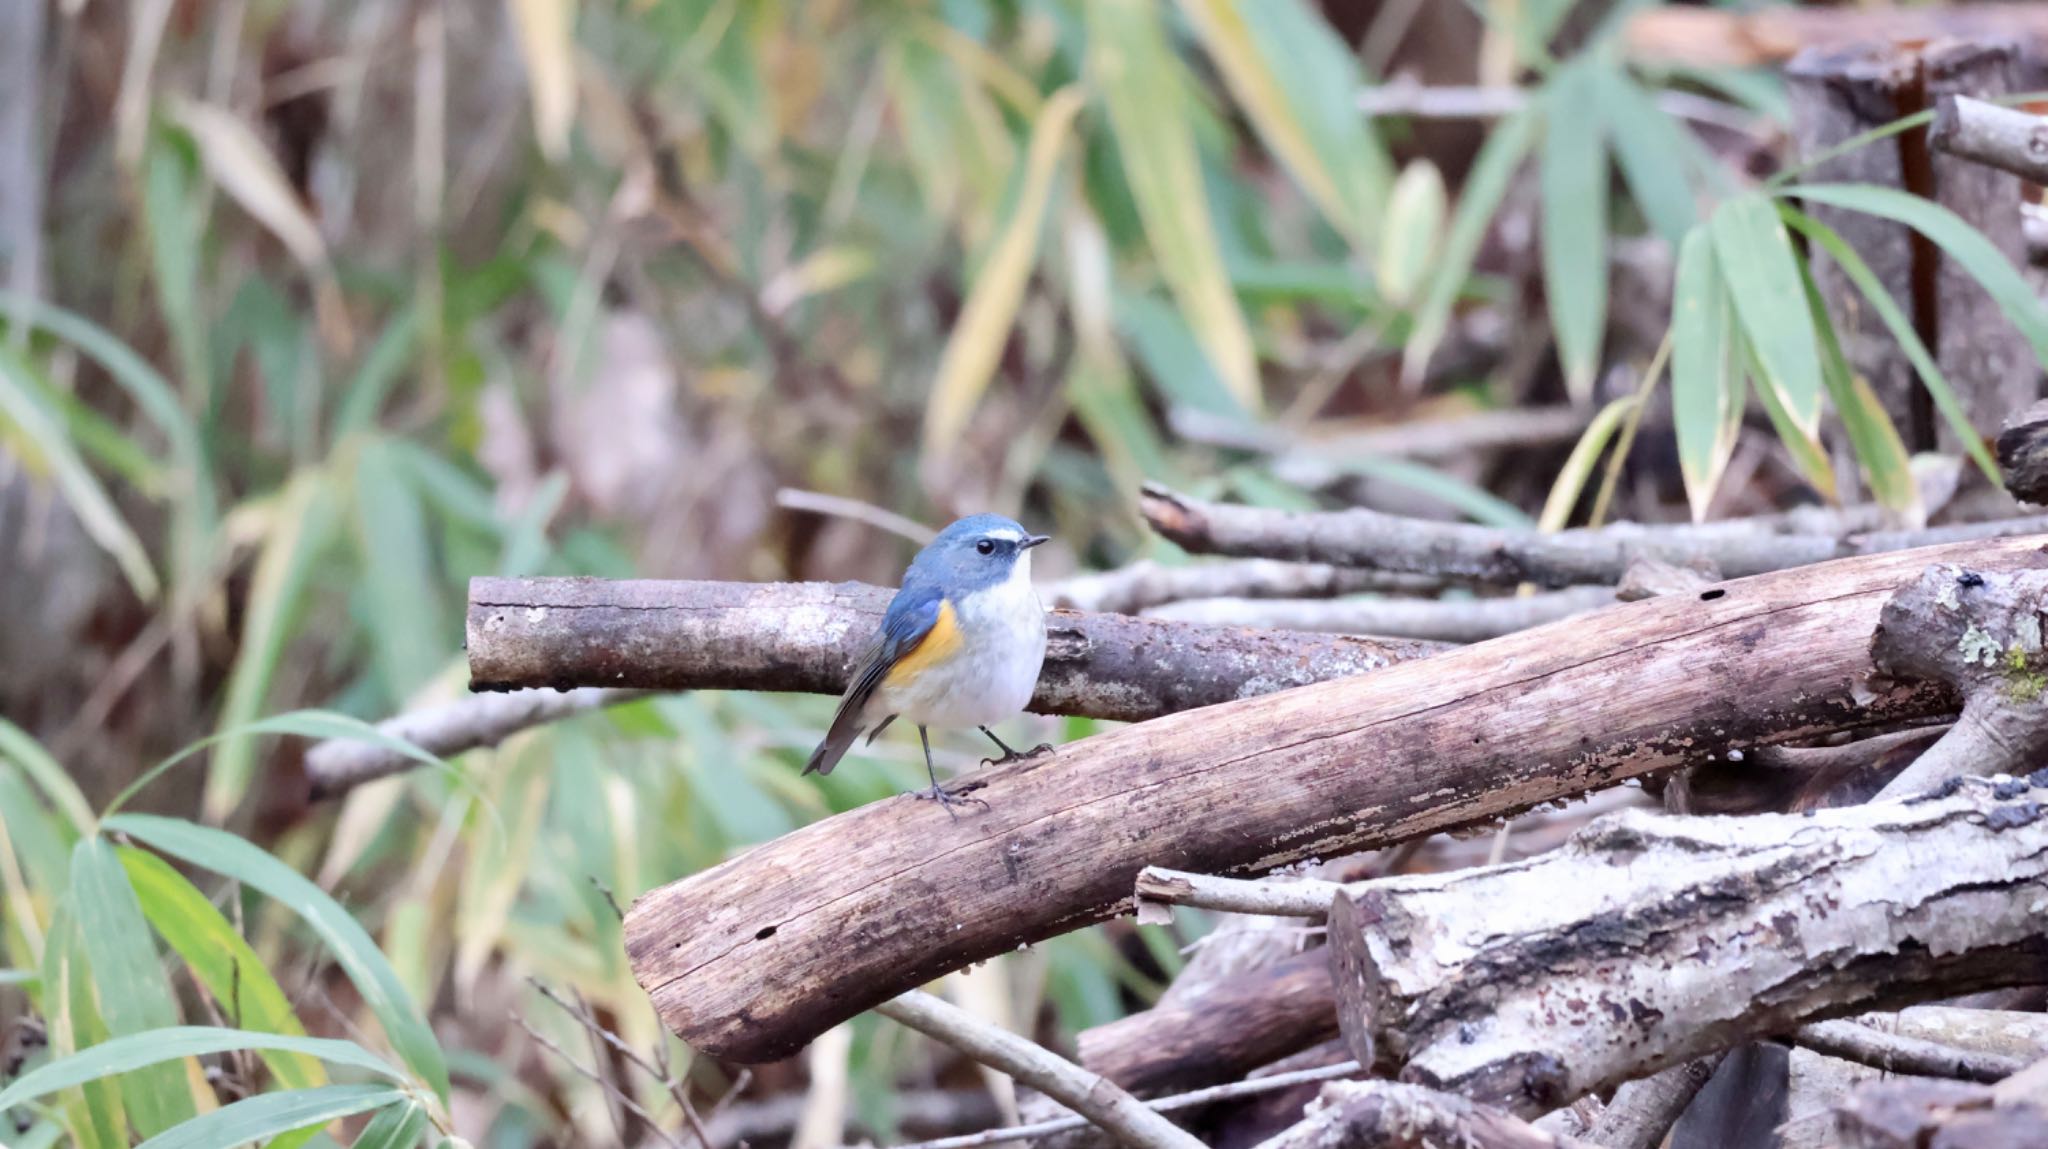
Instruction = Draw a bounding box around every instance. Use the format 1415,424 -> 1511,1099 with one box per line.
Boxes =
1021,534 -> 1050,550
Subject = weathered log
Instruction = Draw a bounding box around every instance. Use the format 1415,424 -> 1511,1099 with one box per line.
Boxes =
1324,775 -> 2048,1118
1076,948 -> 1340,1097
1870,563 -> 2048,798
1251,1081 -> 1593,1149
465,577 -> 1441,720
622,539 -> 2039,1065
1832,1057 -> 2048,1149
1995,399 -> 2048,505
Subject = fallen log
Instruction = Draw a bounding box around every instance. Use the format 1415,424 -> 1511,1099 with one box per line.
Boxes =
620,538 -> 2041,1064
464,577 -> 1441,721
1324,775 -> 2048,1118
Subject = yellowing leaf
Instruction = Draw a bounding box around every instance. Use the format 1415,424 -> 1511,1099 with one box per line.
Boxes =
509,0 -> 578,162
923,86 -> 1087,458
168,99 -> 326,271
1378,160 -> 1446,307
1090,0 -> 1262,413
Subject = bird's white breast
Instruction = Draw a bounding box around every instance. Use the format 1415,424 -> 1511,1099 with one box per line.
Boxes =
879,552 -> 1047,728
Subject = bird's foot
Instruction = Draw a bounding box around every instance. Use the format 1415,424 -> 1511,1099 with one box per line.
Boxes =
915,781 -> 991,819
980,742 -> 1056,768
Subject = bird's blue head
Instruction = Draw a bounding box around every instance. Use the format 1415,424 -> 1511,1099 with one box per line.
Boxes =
909,514 -> 1050,595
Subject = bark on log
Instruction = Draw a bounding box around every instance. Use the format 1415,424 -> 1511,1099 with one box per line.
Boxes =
1869,563 -> 2048,798
1075,948 -> 1342,1097
622,538 -> 2039,1065
1251,1081 -> 1593,1149
1324,776 -> 2048,1118
1138,485 -> 2048,588
1832,1057 -> 2048,1149
1930,94 -> 2048,185
1995,399 -> 2048,505
466,577 -> 1442,720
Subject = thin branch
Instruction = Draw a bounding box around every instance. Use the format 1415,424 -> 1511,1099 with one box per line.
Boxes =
872,990 -> 1206,1149
1140,483 -> 2048,588
776,488 -> 936,545
1045,559 -> 1437,616
880,1060 -> 1365,1149
1584,1056 -> 1726,1149
1134,868 -> 1343,919
1791,1019 -> 2028,1084
1929,94 -> 2048,184
304,687 -> 648,798
1144,586 -> 1613,643
516,1012 -> 689,1149
1355,80 -> 1766,137
530,978 -> 715,1149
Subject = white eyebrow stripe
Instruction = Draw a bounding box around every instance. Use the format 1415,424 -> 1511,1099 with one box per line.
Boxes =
986,528 -> 1024,542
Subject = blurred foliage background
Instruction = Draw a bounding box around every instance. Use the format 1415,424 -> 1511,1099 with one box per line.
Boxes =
2,0 -> 2044,1146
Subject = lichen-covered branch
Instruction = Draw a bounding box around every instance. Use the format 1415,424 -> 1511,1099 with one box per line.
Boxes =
1254,1080 -> 1595,1149
1324,776 -> 2048,1118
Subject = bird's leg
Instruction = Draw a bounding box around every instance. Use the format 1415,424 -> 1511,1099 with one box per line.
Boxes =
979,726 -> 1055,766
911,727 -> 989,817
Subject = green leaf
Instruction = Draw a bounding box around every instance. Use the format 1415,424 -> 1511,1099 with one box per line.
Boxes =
1540,60 -> 1611,402
0,1027 -> 400,1112
0,717 -> 94,837
1781,207 -> 2001,482
1089,0 -> 1261,412
1744,337 -> 1838,501
1796,259 -> 1919,516
118,848 -> 329,1090
351,1102 -> 430,1149
132,1084 -> 408,1149
1789,182 -> 2048,367
352,438 -> 452,700
1709,193 -> 1823,435
1600,69 -> 1697,245
333,305 -> 423,440
0,344 -> 161,600
103,815 -> 450,1101
207,471 -> 342,821
38,907 -> 126,1149
1670,227 -> 1745,521
1177,0 -> 1391,249
114,710 -> 447,818
1295,456 -> 1535,528
68,837 -> 195,1137
1404,106 -> 1538,386
143,130 -> 212,416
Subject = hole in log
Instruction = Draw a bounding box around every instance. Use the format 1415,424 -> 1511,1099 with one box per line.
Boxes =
1700,589 -> 1727,601
755,925 -> 778,940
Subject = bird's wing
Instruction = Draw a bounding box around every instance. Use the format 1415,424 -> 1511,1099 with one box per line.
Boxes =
802,582 -> 953,776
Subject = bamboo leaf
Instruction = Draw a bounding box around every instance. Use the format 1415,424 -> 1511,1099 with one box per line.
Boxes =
923,86 -> 1086,457
117,849 -> 330,1090
168,100 -> 327,272
1377,161 -> 1446,307
1540,60 -> 1610,402
0,718 -> 95,838
1789,183 -> 2048,368
352,437 -> 452,700
0,344 -> 161,600
1539,393 -> 1642,531
68,837 -> 196,1138
103,815 -> 450,1101
1709,192 -> 1823,435
0,1028 -> 398,1113
1797,257 -> 1919,517
1782,207 -> 2001,482
206,472 -> 342,821
1176,0 -> 1391,249
1670,227 -> 1744,521
509,0 -> 579,162
1745,337 -> 1838,501
1403,106 -> 1538,387
1089,0 -> 1261,412
132,1084 -> 408,1149
1600,68 -> 1697,245
351,1102 -> 430,1149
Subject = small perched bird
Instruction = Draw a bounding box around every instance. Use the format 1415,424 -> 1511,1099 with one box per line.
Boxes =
803,514 -> 1052,812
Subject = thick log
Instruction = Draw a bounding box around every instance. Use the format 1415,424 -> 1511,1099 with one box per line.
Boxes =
1832,1058 -> 2048,1149
1324,776 -> 2048,1118
622,538 -> 2040,1065
465,577 -> 1441,721
1076,948 -> 1340,1097
1995,399 -> 2048,504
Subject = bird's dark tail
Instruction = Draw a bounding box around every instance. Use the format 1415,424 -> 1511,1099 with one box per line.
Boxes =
804,698 -> 884,777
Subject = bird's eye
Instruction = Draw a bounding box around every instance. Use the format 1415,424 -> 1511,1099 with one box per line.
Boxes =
976,539 -> 996,555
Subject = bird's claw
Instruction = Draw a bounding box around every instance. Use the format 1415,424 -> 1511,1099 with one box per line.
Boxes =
981,743 -> 1056,768
915,784 -> 990,819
